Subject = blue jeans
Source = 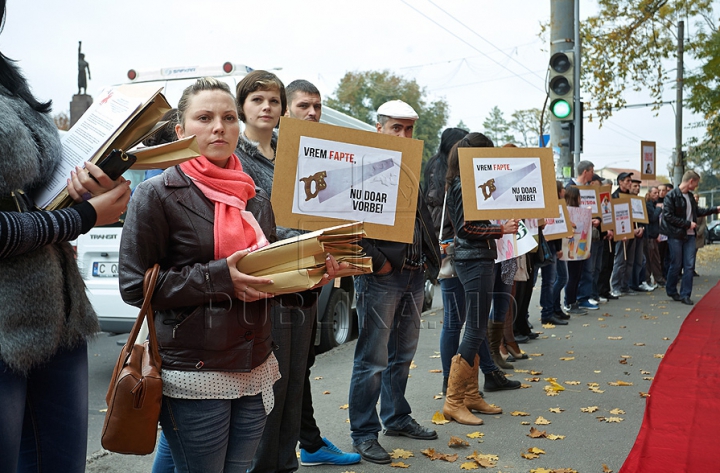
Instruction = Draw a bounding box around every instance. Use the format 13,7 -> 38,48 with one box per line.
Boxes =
577,239 -> 600,302
454,258 -> 495,365
539,255 -> 557,321
349,268 -> 424,444
159,394 -> 267,473
0,342 -> 89,473
666,236 -> 696,299
439,277 -> 496,378
152,433 -> 175,473
552,259 -> 568,313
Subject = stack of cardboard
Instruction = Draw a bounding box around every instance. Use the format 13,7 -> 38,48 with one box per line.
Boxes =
237,222 -> 372,294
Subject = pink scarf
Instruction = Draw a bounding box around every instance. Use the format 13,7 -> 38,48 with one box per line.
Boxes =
179,155 -> 269,259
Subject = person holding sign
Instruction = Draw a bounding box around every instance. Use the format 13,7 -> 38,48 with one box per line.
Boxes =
660,171 -> 720,305
348,100 -> 441,464
610,172 -> 642,297
441,132 -> 519,426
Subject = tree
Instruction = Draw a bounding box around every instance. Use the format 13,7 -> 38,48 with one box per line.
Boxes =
53,112 -> 70,131
482,106 -> 515,146
456,120 -> 470,132
685,26 -> 720,191
326,71 -> 449,165
510,108 -> 549,147
541,0 -> 715,124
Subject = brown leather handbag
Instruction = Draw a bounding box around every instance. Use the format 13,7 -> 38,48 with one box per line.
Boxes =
101,264 -> 163,455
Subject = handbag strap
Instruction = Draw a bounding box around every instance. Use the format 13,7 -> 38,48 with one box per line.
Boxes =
123,264 -> 161,366
439,191 -> 448,244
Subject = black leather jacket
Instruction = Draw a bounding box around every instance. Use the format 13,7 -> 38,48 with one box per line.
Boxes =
360,191 -> 440,280
660,187 -> 718,240
447,177 -> 502,260
119,166 -> 276,372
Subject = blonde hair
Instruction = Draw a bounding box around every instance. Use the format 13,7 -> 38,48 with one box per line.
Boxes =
176,77 -> 234,127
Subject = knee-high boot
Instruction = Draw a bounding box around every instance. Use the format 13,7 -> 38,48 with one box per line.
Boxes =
488,321 -> 514,369
464,354 -> 502,415
442,354 -> 483,425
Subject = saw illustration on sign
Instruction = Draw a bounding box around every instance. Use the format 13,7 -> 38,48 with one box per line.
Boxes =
477,162 -> 537,201
299,157 -> 396,203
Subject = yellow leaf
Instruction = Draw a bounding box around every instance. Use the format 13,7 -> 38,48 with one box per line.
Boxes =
559,356 -> 575,361
322,391 -> 331,394
520,383 -> 533,389
544,378 -> 566,391
514,369 -> 530,373
535,416 -> 551,425
448,436 -> 469,447
529,353 -> 544,356
314,376 -> 323,380
608,380 -> 633,386
390,461 -> 410,468
428,369 -> 442,373
566,350 -> 574,354
525,377 -> 541,382
654,353 -> 665,358
640,370 -> 651,374
512,410 -> 530,416
389,448 -> 414,459
460,461 -> 479,470
409,361 -> 417,369
529,447 -> 546,454
598,317 -> 605,321
548,408 -> 564,413
431,411 -> 449,425
565,380 -> 581,385
603,463 -> 614,472
608,336 -> 623,340
521,421 -> 531,425
643,376 -> 654,381
466,431 -> 484,438
581,406 -> 599,413
542,323 -> 556,328
522,452 -> 540,459
530,469 -> 555,473
433,394 -> 443,400
339,404 -> 349,409
531,370 -> 543,375
610,408 -> 626,415
605,416 -> 624,423
547,434 -> 566,440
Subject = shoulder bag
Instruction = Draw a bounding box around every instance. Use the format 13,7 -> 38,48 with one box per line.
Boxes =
438,191 -> 457,279
101,264 -> 163,455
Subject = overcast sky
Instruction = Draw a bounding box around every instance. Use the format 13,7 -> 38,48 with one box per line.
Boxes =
3,0 -> 716,178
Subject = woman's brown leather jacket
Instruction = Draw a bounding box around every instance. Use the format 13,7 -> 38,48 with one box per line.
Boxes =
119,166 -> 276,372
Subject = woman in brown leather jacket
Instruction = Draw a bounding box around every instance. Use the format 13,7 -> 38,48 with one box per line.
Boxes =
119,77 -> 338,473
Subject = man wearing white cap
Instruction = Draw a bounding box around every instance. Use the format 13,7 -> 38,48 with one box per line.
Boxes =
348,100 -> 441,464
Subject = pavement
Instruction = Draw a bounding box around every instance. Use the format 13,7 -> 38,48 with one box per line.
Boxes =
86,244 -> 720,472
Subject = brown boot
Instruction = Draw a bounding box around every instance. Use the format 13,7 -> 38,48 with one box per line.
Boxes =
488,321 -> 514,370
443,354 -> 483,425
464,355 -> 502,415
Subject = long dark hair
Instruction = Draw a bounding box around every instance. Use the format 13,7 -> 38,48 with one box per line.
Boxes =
445,132 -> 494,188
0,0 -> 52,113
565,186 -> 580,207
425,127 -> 468,194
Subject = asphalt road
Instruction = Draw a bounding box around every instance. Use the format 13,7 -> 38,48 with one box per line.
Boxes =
86,245 -> 720,472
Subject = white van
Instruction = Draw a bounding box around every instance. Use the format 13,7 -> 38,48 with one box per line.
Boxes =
78,62 -> 395,349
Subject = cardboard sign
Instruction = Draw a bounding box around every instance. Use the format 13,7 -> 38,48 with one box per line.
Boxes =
598,185 -> 613,231
272,117 -> 424,243
458,147 -> 557,220
495,220 -> 538,263
543,200 -> 574,241
612,196 -> 635,241
560,206 -> 593,261
629,195 -> 649,224
640,141 -> 656,180
572,185 -> 600,216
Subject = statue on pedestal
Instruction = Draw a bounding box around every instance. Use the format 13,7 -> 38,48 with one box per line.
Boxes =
77,41 -> 91,95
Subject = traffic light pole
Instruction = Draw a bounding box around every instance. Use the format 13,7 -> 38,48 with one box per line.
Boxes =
573,0 -> 581,167
550,0 -> 574,178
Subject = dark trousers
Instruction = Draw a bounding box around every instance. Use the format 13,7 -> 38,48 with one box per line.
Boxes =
645,237 -> 664,284
514,260 -> 536,336
565,260 -> 584,305
299,316 -> 325,452
598,238 -> 614,296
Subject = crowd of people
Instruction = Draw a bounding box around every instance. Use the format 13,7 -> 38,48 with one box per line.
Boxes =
2,0 -> 718,467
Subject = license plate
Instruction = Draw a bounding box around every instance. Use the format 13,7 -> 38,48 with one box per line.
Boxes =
92,261 -> 119,278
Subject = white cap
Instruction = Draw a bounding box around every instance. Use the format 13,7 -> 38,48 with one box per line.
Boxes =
376,100 -> 419,120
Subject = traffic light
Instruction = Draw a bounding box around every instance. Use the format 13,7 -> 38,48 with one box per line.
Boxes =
548,51 -> 574,121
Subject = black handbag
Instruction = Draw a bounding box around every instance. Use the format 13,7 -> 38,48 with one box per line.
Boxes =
534,229 -> 554,268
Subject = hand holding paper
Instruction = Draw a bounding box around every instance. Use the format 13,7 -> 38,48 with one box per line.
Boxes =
227,249 -> 275,302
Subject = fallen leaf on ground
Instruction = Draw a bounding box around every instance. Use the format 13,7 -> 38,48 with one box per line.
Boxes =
339,404 -> 349,409
314,376 -> 323,380
390,449 -> 414,459
521,421 -> 531,425
544,387 -> 560,396
522,452 -> 541,459
608,380 -> 633,386
603,463 -> 613,472
529,353 -> 544,356
428,369 -> 442,373
542,323 -> 556,329
466,431 -> 484,439
431,411 -> 449,425
545,378 -> 566,391
581,406 -> 599,413
535,416 -> 551,425
549,407 -> 564,413
559,357 -> 575,361
460,461 -> 479,470
433,394 -> 443,400
529,447 -> 546,454
528,427 -> 547,438
598,317 -> 605,321
598,416 -> 624,423
608,336 -> 623,340
511,411 -> 530,416
466,451 -> 498,467
429,354 -> 440,358
515,369 -> 530,373
526,377 -> 541,382
530,469 -> 554,473
643,376 -> 654,381
639,392 -> 650,398
390,461 -> 410,468
565,380 -> 580,385
547,434 -> 566,440
322,391 -> 331,394
634,342 -> 646,346
409,361 -> 417,369
531,370 -> 543,375
449,436 -> 469,447
610,408 -> 626,415
654,354 -> 665,358
520,383 -> 533,389
619,359 -> 628,364
640,370 -> 651,374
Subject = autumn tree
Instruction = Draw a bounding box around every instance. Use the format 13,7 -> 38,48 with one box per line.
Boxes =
542,0 -> 715,124
482,106 -> 515,146
326,70 -> 449,165
53,112 -> 70,131
510,108 -> 549,147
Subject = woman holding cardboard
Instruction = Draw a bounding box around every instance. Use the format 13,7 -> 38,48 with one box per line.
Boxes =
441,132 -> 519,425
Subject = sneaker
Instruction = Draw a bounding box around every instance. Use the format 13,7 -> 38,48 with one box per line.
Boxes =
588,298 -> 600,305
621,289 -> 639,296
597,296 -> 608,303
578,300 -> 599,310
639,282 -> 656,292
610,290 -> 623,298
301,438 -> 362,466
384,418 -> 438,440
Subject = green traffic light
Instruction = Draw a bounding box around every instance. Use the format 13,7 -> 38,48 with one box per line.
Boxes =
551,99 -> 572,119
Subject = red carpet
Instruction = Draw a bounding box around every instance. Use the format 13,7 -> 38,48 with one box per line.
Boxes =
620,282 -> 720,473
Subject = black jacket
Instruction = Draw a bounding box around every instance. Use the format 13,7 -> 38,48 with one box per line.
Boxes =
447,177 -> 502,260
645,199 -> 662,239
660,187 -> 719,240
359,191 -> 440,280
422,153 -> 453,240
